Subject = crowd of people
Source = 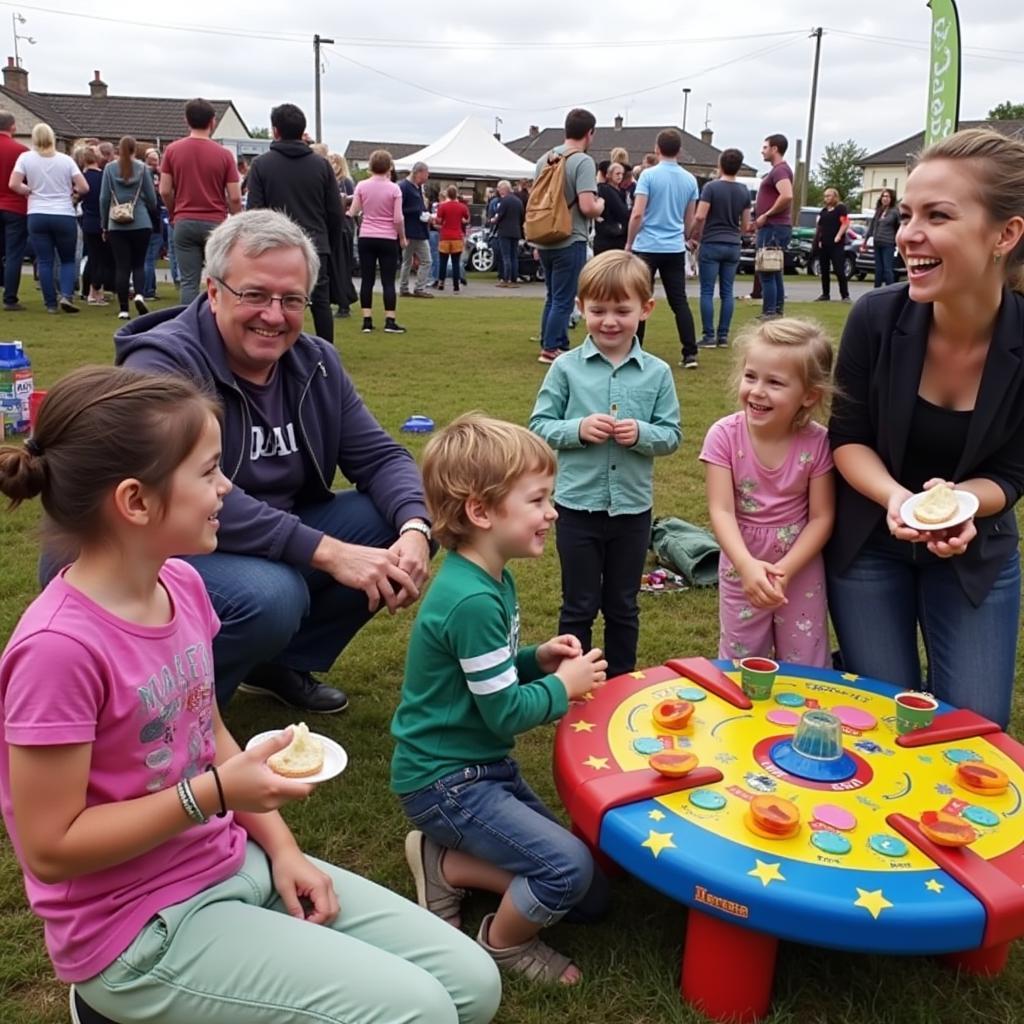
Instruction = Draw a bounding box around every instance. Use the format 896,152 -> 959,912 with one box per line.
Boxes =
0,101 -> 1023,1024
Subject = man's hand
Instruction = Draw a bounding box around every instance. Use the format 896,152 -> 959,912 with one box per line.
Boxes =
579,414 -> 616,444
311,536 -> 417,614
612,418 -> 639,447
389,529 -> 431,608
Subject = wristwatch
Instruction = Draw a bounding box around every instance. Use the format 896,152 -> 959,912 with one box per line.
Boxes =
398,519 -> 432,541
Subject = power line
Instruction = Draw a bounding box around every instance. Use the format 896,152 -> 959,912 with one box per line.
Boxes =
324,34 -> 804,115
825,27 -> 1024,65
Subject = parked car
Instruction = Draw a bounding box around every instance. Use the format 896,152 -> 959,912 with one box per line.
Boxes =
804,224 -> 868,281
854,235 -> 907,281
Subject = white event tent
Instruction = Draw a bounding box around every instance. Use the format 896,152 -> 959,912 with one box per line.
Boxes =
394,116 -> 536,179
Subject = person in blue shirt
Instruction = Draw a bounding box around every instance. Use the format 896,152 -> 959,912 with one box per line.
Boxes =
626,129 -> 700,368
530,251 -> 681,676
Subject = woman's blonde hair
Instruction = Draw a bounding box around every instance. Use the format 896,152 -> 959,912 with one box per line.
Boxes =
422,413 -> 556,551
732,318 -> 835,429
31,122 -> 55,154
918,127 -> 1024,293
328,153 -> 350,180
610,146 -> 629,166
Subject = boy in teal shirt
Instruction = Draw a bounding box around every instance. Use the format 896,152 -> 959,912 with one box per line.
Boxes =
391,415 -> 608,986
530,250 -> 681,677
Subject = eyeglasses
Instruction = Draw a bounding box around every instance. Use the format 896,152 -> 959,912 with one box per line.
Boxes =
213,277 -> 310,313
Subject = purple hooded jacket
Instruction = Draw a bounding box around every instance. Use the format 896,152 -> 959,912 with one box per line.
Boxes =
115,297 -> 429,567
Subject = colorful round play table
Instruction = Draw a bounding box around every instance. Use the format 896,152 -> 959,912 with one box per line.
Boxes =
553,658 -> 1024,1022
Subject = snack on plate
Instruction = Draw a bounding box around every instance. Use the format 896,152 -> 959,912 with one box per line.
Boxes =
913,483 -> 958,525
267,722 -> 325,778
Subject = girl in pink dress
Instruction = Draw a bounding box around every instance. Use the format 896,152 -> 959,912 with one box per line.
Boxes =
700,319 -> 836,666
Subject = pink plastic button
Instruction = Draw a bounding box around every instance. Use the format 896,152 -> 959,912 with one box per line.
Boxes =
766,710 -> 801,727
831,706 -> 877,731
813,803 -> 857,831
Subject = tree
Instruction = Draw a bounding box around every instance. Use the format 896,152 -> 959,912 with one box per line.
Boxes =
811,139 -> 868,209
988,101 -> 1024,120
249,126 -> 271,139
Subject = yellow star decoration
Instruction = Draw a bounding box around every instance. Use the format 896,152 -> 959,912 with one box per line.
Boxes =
854,888 -> 893,919
582,755 -> 609,771
842,673 -> 859,681
582,691 -> 595,701
748,860 -> 786,887
648,809 -> 666,821
629,671 -> 647,679
642,830 -> 676,858
925,879 -> 945,894
570,720 -> 596,733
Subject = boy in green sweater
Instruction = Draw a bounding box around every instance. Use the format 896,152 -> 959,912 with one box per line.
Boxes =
391,414 -> 609,986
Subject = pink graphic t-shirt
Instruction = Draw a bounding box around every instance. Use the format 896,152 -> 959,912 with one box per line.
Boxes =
0,559 -> 246,982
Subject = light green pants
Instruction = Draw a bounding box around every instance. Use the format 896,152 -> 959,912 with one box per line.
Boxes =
77,841 -> 501,1024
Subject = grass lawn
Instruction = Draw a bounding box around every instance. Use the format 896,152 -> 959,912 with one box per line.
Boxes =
0,279 -> 1021,1023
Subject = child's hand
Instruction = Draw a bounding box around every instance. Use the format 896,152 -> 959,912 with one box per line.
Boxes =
217,729 -> 316,813
579,414 -> 616,444
537,633 -> 583,673
740,560 -> 787,609
556,648 -> 608,700
612,418 -> 639,447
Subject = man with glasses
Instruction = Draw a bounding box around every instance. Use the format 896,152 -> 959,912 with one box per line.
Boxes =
115,210 -> 433,715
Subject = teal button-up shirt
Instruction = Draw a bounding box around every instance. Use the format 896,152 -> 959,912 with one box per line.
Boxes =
529,337 -> 681,515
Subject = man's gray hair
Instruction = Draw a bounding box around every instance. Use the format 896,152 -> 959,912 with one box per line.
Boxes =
204,209 -> 320,291
0,110 -> 15,133
412,161 -> 428,175
497,180 -> 511,191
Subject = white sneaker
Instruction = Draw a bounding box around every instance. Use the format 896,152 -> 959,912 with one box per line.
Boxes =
117,311 -> 130,319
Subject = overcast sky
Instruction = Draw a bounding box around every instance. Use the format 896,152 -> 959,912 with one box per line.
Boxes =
6,1 -> 1024,167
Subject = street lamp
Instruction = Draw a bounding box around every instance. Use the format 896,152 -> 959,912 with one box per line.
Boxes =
682,88 -> 691,134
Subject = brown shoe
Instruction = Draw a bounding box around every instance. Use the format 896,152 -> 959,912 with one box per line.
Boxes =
404,831 -> 465,926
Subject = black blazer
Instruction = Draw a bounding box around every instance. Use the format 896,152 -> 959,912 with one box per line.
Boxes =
594,182 -> 630,249
827,283 -> 1024,606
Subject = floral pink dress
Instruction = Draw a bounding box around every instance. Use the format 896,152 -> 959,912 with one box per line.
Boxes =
700,412 -> 833,666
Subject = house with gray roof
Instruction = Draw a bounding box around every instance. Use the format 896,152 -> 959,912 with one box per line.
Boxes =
343,139 -> 427,172
0,59 -> 251,153
859,118 -> 1024,212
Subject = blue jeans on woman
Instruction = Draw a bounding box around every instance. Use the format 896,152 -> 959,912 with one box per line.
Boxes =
756,224 -> 791,315
143,227 -> 162,297
28,213 -> 77,309
828,538 -> 1020,728
399,757 -> 609,926
698,241 -> 741,343
873,243 -> 895,287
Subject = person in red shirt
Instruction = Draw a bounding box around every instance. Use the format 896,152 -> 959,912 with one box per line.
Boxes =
0,111 -> 28,311
159,99 -> 242,306
434,186 -> 470,292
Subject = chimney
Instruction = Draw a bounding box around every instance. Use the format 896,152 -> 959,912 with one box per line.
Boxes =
3,57 -> 27,94
528,125 -> 539,138
89,70 -> 108,99
701,127 -> 713,146
493,131 -> 501,141
614,114 -> 623,131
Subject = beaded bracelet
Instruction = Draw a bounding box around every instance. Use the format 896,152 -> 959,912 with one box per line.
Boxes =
176,778 -> 208,825
205,763 -> 228,818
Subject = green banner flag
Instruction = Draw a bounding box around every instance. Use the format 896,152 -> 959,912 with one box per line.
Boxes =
925,0 -> 962,146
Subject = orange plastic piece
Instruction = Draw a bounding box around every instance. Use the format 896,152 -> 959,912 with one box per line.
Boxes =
920,810 -> 978,848
652,699 -> 695,731
746,795 -> 800,839
649,750 -> 698,778
955,762 -> 1009,795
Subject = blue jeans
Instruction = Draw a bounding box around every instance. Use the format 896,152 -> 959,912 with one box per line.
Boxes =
538,241 -> 588,352
698,241 -> 741,341
828,540 -> 1020,728
27,213 -> 77,308
143,227 -> 162,297
874,243 -> 895,287
0,210 -> 27,305
184,491 -> 398,705
756,224 -> 791,315
499,236 -> 518,283
428,230 -> 439,280
399,758 -> 609,926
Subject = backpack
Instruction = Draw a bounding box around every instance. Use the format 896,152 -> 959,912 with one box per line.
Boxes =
525,150 -> 576,245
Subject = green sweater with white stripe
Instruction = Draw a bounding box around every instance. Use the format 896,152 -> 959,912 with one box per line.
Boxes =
390,552 -> 569,794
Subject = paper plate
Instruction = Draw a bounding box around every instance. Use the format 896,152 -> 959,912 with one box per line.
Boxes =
245,729 -> 348,783
899,489 -> 979,532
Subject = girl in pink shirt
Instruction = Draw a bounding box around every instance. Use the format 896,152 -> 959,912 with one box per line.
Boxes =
700,319 -> 836,666
0,367 -> 498,1024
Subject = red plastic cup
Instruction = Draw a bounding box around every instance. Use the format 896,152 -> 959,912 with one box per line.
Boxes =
29,389 -> 47,431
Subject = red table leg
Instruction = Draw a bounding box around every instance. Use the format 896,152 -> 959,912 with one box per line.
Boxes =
941,944 -> 1011,976
681,909 -> 778,1023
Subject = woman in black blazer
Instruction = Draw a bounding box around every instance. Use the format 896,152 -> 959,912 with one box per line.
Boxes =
827,128 -> 1024,728
594,161 -> 630,255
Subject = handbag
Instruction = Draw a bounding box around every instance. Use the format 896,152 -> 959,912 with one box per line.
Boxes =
109,175 -> 144,225
755,246 -> 784,273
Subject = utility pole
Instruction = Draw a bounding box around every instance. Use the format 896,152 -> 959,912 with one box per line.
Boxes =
313,34 -> 334,143
800,27 -> 823,212
681,87 -> 691,134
